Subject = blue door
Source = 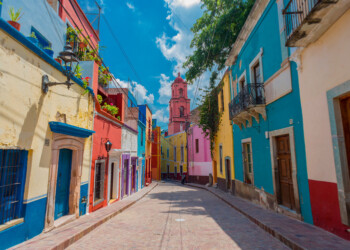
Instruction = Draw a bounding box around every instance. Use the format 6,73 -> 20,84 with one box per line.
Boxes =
55,149 -> 72,220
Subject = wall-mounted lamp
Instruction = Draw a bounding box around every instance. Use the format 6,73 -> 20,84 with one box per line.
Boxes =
42,43 -> 79,93
105,139 -> 112,153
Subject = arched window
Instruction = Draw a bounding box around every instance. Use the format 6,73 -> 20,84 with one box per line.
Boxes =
179,88 -> 183,97
179,106 -> 184,117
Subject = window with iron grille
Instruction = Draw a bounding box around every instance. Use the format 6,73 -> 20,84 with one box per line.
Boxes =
94,160 -> 105,204
219,145 -> 223,173
0,150 -> 28,225
181,145 -> 184,162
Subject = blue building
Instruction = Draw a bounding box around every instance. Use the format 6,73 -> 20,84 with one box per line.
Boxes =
226,0 -> 313,224
137,105 -> 147,189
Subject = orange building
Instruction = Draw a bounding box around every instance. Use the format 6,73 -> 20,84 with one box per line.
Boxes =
151,120 -> 161,180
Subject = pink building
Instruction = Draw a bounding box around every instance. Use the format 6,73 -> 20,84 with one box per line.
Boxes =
187,109 -> 212,185
168,73 -> 190,135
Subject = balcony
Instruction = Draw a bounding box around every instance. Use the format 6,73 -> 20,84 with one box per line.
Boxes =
283,0 -> 348,47
229,83 -> 266,129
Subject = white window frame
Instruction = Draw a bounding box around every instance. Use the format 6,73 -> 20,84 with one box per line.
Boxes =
237,70 -> 247,93
249,48 -> 264,84
241,138 -> 254,185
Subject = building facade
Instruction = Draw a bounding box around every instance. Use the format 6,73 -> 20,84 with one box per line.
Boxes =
168,73 -> 190,135
141,105 -> 152,185
151,120 -> 161,181
282,0 -> 350,239
0,2 -> 95,247
226,0 -> 312,224
213,71 -> 235,192
137,105 -> 147,190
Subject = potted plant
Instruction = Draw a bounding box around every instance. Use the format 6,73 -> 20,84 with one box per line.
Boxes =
97,94 -> 103,104
101,66 -> 109,74
66,26 -> 77,48
8,7 -> 23,31
27,32 -> 38,46
55,57 -> 62,64
94,57 -> 102,66
74,64 -> 83,79
43,46 -> 54,58
82,77 -> 91,95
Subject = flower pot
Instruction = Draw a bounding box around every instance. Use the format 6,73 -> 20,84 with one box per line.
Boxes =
55,58 -> 62,64
27,37 -> 38,46
79,42 -> 87,49
8,21 -> 21,31
103,108 -> 108,112
103,70 -> 108,74
44,48 -> 54,58
95,60 -> 102,66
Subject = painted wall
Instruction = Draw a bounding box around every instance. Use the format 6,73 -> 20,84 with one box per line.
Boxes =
0,26 -> 93,248
161,131 -> 187,180
297,9 -> 350,239
213,72 -> 234,182
151,126 -> 161,180
229,0 -> 312,224
187,124 -> 212,177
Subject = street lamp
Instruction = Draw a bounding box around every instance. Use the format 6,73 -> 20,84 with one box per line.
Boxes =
42,43 -> 79,93
105,139 -> 112,153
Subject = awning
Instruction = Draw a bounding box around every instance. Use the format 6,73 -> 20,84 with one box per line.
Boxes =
49,122 -> 95,138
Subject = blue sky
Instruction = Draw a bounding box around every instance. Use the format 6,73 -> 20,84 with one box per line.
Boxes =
77,0 -> 204,130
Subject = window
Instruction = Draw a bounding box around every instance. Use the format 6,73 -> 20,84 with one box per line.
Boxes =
253,62 -> 262,83
243,142 -> 253,184
174,166 -> 177,175
179,106 -> 184,117
179,88 -> 183,97
174,147 -> 177,161
221,89 -> 224,112
195,139 -> 199,153
167,148 -> 169,159
181,145 -> 184,162
180,165 -> 183,175
31,27 -> 51,50
141,128 -> 144,146
219,145 -> 223,173
0,150 -> 28,225
239,76 -> 246,92
94,160 -> 105,203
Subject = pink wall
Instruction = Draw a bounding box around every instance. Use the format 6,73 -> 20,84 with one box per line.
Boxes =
187,124 -> 212,176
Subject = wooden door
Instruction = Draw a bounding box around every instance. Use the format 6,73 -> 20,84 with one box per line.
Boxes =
276,135 -> 296,210
341,97 -> 350,177
55,149 -> 72,219
225,159 -> 231,190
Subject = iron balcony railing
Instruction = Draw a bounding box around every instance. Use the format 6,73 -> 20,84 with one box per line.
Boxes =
229,83 -> 265,120
283,0 -> 322,41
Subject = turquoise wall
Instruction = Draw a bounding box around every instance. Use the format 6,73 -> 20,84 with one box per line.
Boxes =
231,0 -> 313,224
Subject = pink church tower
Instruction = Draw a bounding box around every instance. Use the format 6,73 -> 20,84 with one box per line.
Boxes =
168,73 -> 191,135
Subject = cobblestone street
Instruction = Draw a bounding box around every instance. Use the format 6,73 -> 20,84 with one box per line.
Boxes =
67,182 -> 287,249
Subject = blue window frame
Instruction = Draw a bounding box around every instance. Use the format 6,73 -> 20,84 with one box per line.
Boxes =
31,27 -> 51,50
0,150 -> 28,225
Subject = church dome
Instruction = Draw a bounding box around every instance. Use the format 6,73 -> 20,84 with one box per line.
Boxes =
174,72 -> 186,84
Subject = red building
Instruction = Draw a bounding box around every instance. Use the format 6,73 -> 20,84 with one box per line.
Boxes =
168,73 -> 190,135
151,122 -> 161,181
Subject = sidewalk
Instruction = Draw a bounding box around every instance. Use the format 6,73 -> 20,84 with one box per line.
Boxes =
11,183 -> 158,250
186,183 -> 350,249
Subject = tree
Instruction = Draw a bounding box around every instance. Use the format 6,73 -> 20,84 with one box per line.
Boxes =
183,0 -> 255,83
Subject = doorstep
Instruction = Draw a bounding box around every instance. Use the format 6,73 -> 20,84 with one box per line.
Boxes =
185,183 -> 350,250
11,182 -> 158,250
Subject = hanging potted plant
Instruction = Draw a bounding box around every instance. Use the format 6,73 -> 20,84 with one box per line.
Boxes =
43,46 -> 54,58
66,27 -> 77,48
8,7 -> 23,31
27,32 -> 38,46
101,66 -> 109,74
94,57 -> 102,66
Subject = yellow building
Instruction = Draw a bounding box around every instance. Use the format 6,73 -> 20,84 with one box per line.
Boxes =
161,131 -> 187,180
145,105 -> 153,184
213,71 -> 235,192
0,24 -> 94,245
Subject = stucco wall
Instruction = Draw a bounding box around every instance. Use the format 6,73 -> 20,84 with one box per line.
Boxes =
298,9 -> 350,183
121,127 -> 138,153
0,29 -> 94,200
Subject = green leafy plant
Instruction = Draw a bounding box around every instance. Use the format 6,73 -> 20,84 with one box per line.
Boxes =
97,94 -> 103,104
101,103 -> 119,116
74,65 -> 83,79
98,69 -> 111,86
29,32 -> 37,39
82,77 -> 90,95
43,46 -> 53,51
9,7 -> 23,22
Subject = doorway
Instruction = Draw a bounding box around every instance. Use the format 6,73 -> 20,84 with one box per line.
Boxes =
276,135 -> 296,210
110,163 -> 114,200
340,96 -> 350,180
167,165 -> 170,179
123,159 -> 128,197
55,149 -> 72,220
225,158 -> 231,191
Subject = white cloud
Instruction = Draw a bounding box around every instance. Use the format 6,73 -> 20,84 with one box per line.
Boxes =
114,78 -> 154,105
126,2 -> 135,11
158,74 -> 173,104
165,0 -> 201,8
153,108 -> 169,123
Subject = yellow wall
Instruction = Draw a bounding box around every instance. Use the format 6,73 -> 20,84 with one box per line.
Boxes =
161,131 -> 187,175
213,72 -> 235,181
297,9 -> 350,183
0,30 -> 94,200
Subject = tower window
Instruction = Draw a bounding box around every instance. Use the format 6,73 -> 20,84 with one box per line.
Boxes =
179,88 -> 183,97
179,106 -> 184,117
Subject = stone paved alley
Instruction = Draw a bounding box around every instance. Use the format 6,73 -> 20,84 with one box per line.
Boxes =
67,182 -> 287,250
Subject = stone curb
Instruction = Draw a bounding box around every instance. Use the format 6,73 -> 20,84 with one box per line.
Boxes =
185,183 -> 304,250
13,183 -> 158,250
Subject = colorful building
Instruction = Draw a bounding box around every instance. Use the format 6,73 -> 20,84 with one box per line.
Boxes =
151,120 -> 161,181
187,108 -> 212,185
0,1 -> 95,248
137,105 -> 147,190
226,0 -> 312,224
168,73 -> 190,135
282,0 -> 350,239
161,131 -> 188,180
141,105 -> 153,185
212,71 -> 235,192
